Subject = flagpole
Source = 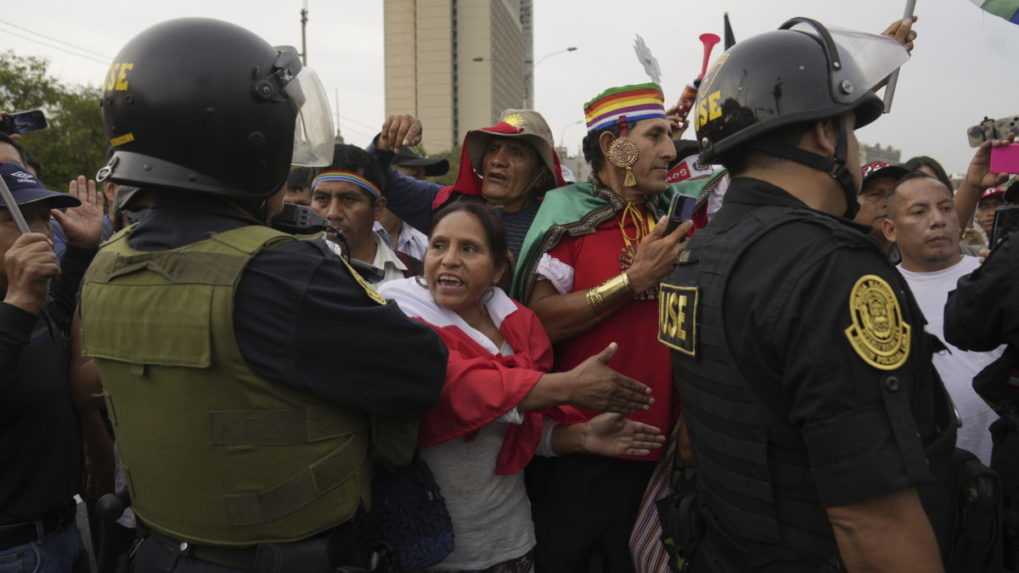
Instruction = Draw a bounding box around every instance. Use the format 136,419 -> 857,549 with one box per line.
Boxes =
0,176 -> 30,234
882,0 -> 917,113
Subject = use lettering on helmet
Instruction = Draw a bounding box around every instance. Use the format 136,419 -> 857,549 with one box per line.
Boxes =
696,91 -> 723,129
104,63 -> 135,92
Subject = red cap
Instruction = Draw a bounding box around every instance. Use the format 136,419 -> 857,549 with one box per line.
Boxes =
861,161 -> 910,189
981,187 -> 1005,202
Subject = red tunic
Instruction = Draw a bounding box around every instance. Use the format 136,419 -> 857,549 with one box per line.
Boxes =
546,213 -> 677,461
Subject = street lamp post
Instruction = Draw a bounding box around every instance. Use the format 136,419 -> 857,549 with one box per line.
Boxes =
558,119 -> 584,151
525,46 -> 577,109
300,0 -> 309,65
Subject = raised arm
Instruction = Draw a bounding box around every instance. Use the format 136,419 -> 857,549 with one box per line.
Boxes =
369,114 -> 442,233
954,138 -> 1013,231
47,176 -> 103,331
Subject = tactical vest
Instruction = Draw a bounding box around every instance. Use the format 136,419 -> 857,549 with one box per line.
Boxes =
666,205 -> 956,568
80,225 -> 372,546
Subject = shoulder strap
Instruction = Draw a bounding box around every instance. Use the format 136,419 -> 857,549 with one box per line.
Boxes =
208,225 -> 294,255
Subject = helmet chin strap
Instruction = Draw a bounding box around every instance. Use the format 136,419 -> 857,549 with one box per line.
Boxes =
749,121 -> 859,219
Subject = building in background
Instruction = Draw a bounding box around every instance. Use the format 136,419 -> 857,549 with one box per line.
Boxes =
520,0 -> 533,108
557,145 -> 591,183
384,0 -> 530,153
860,143 -> 902,166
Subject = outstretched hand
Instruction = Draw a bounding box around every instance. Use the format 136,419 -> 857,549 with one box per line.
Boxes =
565,342 -> 654,414
52,176 -> 104,249
583,413 -> 666,458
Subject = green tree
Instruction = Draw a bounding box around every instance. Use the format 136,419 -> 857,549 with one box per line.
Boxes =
0,51 -> 106,190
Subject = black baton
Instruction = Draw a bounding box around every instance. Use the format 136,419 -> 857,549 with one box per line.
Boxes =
0,174 -> 31,234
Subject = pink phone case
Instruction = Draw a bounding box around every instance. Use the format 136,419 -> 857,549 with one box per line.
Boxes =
990,144 -> 1019,175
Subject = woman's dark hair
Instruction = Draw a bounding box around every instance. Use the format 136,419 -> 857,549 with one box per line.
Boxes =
904,156 -> 953,192
322,143 -> 387,200
431,200 -> 511,273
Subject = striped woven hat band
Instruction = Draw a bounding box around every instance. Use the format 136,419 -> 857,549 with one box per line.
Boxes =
311,170 -> 381,199
584,82 -> 666,133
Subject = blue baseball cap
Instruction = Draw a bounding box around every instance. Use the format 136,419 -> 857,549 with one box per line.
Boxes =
0,162 -> 80,209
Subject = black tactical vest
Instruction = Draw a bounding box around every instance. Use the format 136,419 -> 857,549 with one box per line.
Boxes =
664,204 -> 957,570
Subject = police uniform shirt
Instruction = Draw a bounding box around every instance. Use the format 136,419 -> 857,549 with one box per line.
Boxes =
735,178 -> 932,501
946,232 -> 1019,352
665,177 -> 941,516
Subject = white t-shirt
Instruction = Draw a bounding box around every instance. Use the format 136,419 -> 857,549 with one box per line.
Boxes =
898,256 -> 1004,464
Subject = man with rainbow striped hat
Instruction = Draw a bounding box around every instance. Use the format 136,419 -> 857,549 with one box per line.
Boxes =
513,82 -> 689,571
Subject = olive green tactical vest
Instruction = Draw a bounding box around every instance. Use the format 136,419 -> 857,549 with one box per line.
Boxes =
80,225 -> 371,546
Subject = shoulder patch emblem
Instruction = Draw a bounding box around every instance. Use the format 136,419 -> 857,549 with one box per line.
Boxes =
658,283 -> 698,356
340,257 -> 386,305
844,274 -> 911,371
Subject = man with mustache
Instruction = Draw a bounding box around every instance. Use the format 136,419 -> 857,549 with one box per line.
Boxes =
882,171 -> 1004,465
372,110 -> 565,260
511,82 -> 688,572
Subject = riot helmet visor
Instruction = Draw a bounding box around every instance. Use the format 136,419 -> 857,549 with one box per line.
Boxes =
784,21 -> 909,111
286,67 -> 335,167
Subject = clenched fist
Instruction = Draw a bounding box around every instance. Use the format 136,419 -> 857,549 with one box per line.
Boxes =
3,233 -> 59,315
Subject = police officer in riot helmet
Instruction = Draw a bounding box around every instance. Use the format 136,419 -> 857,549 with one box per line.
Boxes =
658,18 -> 962,572
82,18 -> 446,572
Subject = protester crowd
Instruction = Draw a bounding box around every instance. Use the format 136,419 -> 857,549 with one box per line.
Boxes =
3,10 -> 1019,573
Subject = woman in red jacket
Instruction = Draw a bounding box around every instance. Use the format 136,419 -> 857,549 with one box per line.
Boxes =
379,201 -> 664,572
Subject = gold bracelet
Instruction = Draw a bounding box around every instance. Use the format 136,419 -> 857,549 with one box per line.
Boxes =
585,272 -> 632,310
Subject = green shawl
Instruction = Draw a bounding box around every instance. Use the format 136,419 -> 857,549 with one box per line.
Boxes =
511,172 -> 727,303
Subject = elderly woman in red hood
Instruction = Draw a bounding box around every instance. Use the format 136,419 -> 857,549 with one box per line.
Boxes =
369,110 -> 566,261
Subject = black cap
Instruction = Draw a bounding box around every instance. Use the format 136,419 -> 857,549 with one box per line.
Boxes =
0,162 -> 79,209
391,147 -> 450,177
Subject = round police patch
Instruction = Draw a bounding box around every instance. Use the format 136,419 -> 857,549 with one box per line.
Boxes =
844,274 -> 911,371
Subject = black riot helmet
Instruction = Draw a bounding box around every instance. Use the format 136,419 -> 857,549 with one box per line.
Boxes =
694,18 -> 910,218
96,18 -> 335,199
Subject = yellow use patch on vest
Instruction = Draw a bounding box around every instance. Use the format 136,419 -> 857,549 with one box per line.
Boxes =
844,274 -> 911,371
658,283 -> 698,356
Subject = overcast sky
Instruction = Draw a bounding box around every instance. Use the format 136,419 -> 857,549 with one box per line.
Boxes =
1,0 -> 1016,174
